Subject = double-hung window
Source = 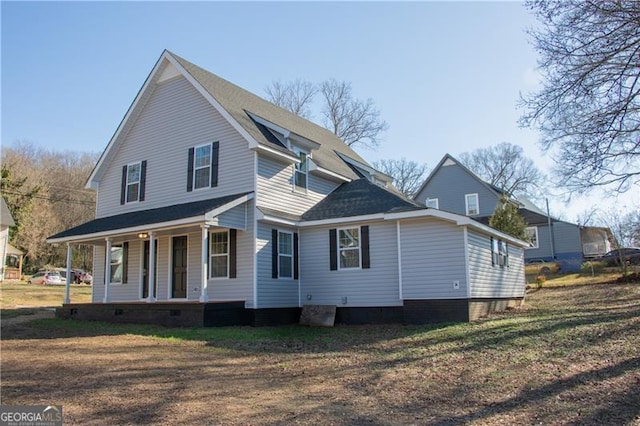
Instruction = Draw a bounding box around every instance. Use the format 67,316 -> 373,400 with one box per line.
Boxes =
339,227 -> 361,269
278,231 -> 293,278
110,243 -> 128,283
125,162 -> 141,203
194,144 -> 212,190
293,150 -> 308,192
465,193 -> 479,216
491,238 -> 509,268
210,231 -> 229,278
120,161 -> 146,204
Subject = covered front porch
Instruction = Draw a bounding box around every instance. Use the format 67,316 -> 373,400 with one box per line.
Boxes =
47,193 -> 255,307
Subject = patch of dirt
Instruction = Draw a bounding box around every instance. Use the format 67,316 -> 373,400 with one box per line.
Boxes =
1,283 -> 639,425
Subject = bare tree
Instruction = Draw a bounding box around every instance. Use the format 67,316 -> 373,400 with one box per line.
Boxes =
373,158 -> 428,198
265,78 -> 388,150
265,79 -> 317,119
1,141 -> 97,270
459,142 -> 545,199
520,0 -> 640,193
320,79 -> 388,149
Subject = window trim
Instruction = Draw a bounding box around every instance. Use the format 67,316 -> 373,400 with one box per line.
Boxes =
426,198 -> 439,209
125,162 -> 142,203
277,230 -> 294,279
491,237 -> 509,268
525,226 -> 539,249
193,143 -> 212,190
109,243 -> 128,285
209,230 -> 229,279
292,149 -> 309,193
465,193 -> 479,216
337,226 -> 361,270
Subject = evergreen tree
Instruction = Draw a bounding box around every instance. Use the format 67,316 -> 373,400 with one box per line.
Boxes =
489,196 -> 529,241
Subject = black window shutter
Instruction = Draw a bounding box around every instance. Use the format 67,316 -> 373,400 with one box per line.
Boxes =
229,229 -> 237,279
329,229 -> 337,271
120,165 -> 127,205
272,229 -> 278,278
122,242 -> 129,284
211,141 -> 219,187
139,160 -> 147,201
206,231 -> 210,279
293,232 -> 299,279
361,225 -> 370,269
187,147 -> 194,192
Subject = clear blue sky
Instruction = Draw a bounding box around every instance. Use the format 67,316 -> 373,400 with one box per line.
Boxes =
2,1 -> 637,220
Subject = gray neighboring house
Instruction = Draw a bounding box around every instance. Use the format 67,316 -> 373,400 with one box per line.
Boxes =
48,51 -> 529,326
414,154 -> 584,272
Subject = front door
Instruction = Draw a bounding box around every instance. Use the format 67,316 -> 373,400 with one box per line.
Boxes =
172,236 -> 188,298
142,240 -> 158,299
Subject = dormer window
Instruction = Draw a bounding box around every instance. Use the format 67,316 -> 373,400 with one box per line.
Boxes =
465,193 -> 479,216
293,150 -> 308,192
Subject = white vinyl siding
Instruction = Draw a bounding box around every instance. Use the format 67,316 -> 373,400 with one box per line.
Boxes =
256,222 -> 298,308
96,75 -> 253,218
399,218 -> 467,299
467,230 -> 525,298
257,155 -> 338,216
300,221 -> 400,307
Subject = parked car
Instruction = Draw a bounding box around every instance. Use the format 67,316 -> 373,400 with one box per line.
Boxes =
52,268 -> 93,284
598,248 -> 640,266
27,271 -> 63,285
525,259 -> 560,275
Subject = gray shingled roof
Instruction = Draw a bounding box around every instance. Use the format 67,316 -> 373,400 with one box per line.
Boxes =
49,192 -> 251,240
170,51 -> 366,180
302,179 -> 424,221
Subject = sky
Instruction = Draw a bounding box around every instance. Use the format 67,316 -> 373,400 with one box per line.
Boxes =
2,1 -> 638,222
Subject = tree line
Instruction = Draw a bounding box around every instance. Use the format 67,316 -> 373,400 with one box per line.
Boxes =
1,142 -> 98,272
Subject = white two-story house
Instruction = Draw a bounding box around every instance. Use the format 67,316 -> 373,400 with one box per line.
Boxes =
49,51 -> 529,326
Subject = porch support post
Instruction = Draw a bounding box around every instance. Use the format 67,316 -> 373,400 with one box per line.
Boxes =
147,231 -> 156,303
64,243 -> 72,304
200,225 -> 209,302
103,237 -> 111,303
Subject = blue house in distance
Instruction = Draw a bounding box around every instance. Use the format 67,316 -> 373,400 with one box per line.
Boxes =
413,154 -> 584,272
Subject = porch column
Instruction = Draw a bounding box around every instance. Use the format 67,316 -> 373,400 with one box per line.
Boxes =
103,237 -> 111,303
64,243 -> 72,304
147,231 -> 156,303
200,225 -> 209,302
